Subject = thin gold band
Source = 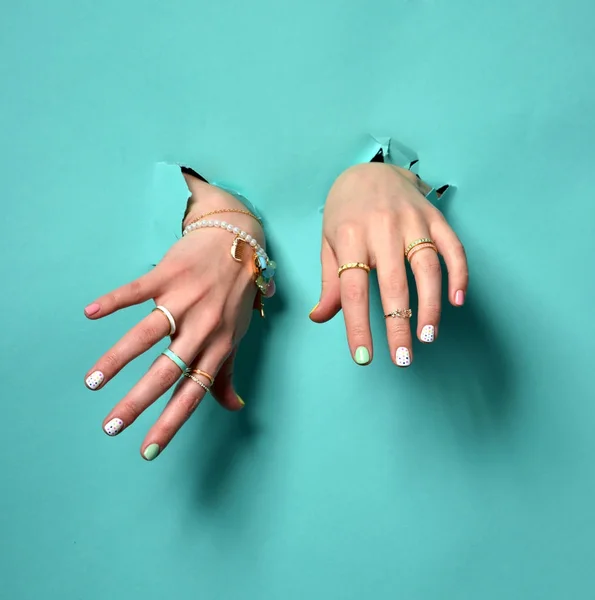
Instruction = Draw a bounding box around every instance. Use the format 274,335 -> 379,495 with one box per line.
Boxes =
337,262 -> 371,277
183,372 -> 210,393
186,209 -> 262,230
405,237 -> 434,257
384,309 -> 413,319
188,368 -> 215,386
406,242 -> 438,262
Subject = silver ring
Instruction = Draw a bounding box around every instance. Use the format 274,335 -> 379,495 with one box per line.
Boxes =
153,305 -> 176,335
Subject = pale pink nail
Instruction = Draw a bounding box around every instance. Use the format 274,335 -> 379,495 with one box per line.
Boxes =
455,290 -> 465,306
85,303 -> 100,316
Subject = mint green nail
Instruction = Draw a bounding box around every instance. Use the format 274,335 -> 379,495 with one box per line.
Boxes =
354,346 -> 370,365
143,443 -> 160,461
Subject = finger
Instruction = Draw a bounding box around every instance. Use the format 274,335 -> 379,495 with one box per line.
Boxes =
210,348 -> 245,411
84,309 -> 171,390
430,215 -> 469,307
100,333 -> 202,438
309,236 -> 341,323
139,341 -> 236,460
84,269 -> 162,319
407,236 -> 442,344
336,230 -> 372,365
376,240 -> 412,367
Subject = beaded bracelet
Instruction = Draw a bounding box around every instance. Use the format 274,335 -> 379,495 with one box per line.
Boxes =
182,218 -> 276,314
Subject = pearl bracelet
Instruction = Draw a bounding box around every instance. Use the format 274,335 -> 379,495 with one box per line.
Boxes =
182,219 -> 268,260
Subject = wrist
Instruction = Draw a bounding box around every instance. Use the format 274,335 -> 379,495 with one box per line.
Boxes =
182,185 -> 265,248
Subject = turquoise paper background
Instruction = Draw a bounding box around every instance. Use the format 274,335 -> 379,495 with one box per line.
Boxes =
1,1 -> 594,598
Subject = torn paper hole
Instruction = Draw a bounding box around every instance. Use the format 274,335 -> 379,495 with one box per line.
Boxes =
147,162 -> 263,268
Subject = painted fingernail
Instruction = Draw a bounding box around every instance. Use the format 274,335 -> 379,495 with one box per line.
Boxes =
309,302 -> 319,318
84,302 -> 100,317
104,418 -> 124,436
420,325 -> 435,343
143,443 -> 160,461
85,370 -> 104,390
396,347 -> 411,367
354,346 -> 371,365
455,290 -> 465,306
236,394 -> 245,407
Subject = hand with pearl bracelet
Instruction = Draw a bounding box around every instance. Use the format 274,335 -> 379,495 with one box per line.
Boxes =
83,172 -> 274,461
309,162 -> 469,368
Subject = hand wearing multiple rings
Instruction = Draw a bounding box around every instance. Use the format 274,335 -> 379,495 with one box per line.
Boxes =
84,174 -> 267,460
309,163 -> 469,367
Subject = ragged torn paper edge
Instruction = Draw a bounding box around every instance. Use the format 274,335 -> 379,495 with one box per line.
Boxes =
318,135 -> 454,212
147,162 -> 263,267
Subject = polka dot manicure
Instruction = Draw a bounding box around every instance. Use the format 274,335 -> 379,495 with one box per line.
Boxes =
104,418 -> 124,436
85,370 -> 104,390
396,347 -> 411,367
420,325 -> 435,343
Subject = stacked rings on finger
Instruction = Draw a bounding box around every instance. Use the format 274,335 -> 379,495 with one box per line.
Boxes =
153,305 -> 177,335
405,238 -> 438,261
161,348 -> 188,372
183,372 -> 210,394
188,369 -> 215,386
337,262 -> 371,277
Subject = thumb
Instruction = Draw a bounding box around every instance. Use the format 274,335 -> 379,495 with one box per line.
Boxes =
309,236 -> 342,323
210,348 -> 245,411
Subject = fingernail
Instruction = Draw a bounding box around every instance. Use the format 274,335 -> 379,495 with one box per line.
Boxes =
104,418 -> 124,436
309,302 -> 319,318
354,346 -> 371,365
143,443 -> 160,461
84,302 -> 100,316
455,290 -> 465,306
85,370 -> 104,390
236,394 -> 245,407
420,325 -> 435,343
396,347 -> 411,367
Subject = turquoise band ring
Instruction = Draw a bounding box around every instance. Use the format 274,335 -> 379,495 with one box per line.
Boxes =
161,348 -> 188,372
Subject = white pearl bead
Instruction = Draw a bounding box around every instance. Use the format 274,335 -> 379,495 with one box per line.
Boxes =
245,235 -> 252,243
221,221 -> 227,228
227,224 -> 233,231
207,220 -> 213,226
250,239 -> 257,247
201,220 -> 207,226
213,220 -> 220,227
240,231 -> 247,239
233,227 -> 240,234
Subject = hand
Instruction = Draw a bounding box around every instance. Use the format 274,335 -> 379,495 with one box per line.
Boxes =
84,176 -> 264,460
309,163 -> 468,367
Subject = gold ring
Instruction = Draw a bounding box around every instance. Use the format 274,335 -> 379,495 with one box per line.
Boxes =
406,242 -> 438,262
384,308 -> 413,319
183,372 -> 210,393
188,368 -> 215,386
405,238 -> 434,258
337,262 -> 371,277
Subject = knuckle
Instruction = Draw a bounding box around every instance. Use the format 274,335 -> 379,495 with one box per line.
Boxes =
343,282 -> 366,303
102,351 -> 120,371
381,269 -> 408,298
127,279 -> 143,301
423,302 -> 441,319
349,322 -> 368,340
417,258 -> 442,276
388,320 -> 410,338
154,366 -> 181,389
137,325 -> 161,349
120,399 -> 141,422
176,392 -> 200,419
202,306 -> 225,332
336,222 -> 362,246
